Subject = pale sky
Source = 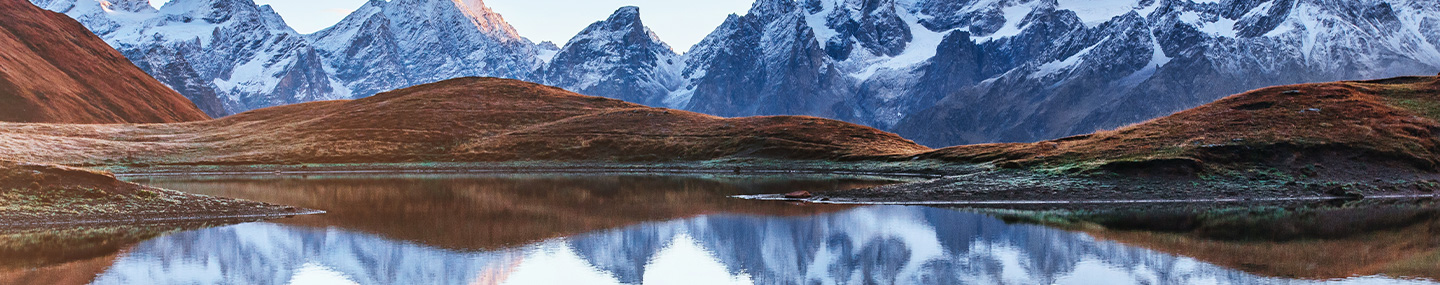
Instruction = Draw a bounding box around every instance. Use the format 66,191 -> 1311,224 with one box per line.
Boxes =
148,0 -> 755,52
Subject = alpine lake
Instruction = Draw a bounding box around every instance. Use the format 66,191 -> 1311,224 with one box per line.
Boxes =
2,173 -> 1438,284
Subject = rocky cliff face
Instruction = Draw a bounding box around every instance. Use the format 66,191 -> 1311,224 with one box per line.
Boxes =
677,0 -> 853,119
33,0 -> 1440,146
0,0 -> 209,123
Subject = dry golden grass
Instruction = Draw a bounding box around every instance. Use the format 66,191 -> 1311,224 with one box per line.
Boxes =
0,77 -> 929,166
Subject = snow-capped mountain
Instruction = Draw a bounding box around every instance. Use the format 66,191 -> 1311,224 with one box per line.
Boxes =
678,0 -> 933,126
893,0 -> 1440,146
32,0 -> 1440,146
538,6 -> 684,107
306,0 -> 542,99
31,0 -> 541,116
682,0 -> 1440,146
31,0 -> 348,117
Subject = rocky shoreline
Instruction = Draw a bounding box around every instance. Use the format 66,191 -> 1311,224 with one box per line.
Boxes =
763,169 -> 1440,207
94,161 -> 1440,208
0,161 -> 315,229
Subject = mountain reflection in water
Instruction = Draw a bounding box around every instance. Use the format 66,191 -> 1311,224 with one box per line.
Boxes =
1,175 -> 1437,284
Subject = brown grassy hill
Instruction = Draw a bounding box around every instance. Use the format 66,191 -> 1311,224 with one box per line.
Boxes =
0,0 -> 209,124
919,75 -> 1440,178
0,77 -> 928,165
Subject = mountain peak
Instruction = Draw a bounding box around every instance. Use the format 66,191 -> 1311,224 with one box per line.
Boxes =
384,0 -> 523,40
540,3 -> 681,107
597,6 -> 647,33
97,0 -> 154,12
610,6 -> 640,20
445,0 -> 511,31
454,0 -> 486,12
749,0 -> 797,16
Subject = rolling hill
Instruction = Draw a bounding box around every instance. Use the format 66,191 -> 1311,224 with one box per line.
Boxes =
0,77 -> 929,166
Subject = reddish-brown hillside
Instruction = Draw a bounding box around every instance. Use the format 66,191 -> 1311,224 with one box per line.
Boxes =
920,76 -> 1440,177
0,77 -> 929,165
0,0 -> 209,124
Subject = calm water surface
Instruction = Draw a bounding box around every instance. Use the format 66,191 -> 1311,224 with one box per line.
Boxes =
2,174 -> 1437,284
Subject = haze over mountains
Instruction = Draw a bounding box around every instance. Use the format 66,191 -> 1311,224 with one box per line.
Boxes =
31,0 -> 1440,146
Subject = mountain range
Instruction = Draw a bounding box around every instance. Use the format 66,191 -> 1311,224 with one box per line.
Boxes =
30,0 -> 1440,146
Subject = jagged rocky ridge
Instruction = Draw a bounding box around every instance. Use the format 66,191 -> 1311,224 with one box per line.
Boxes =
34,0 -> 1440,146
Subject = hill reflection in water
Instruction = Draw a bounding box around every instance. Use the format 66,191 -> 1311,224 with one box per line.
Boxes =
3,175 -> 1438,284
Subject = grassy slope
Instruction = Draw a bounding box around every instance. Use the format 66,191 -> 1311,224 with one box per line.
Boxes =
921,76 -> 1440,178
0,77 -> 929,167
809,76 -> 1440,202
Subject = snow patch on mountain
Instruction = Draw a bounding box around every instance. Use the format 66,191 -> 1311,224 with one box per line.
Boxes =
976,1 -> 1041,42
1118,34 -> 1173,87
852,9 -> 956,81
1178,11 -> 1239,37
535,41 -> 560,64
1033,42 -> 1098,80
